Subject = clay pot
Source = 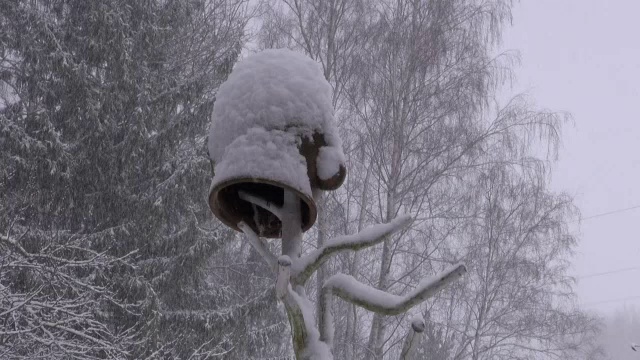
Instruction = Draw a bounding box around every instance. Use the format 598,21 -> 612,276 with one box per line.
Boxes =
209,177 -> 316,238
300,132 -> 347,191
208,128 -> 316,238
207,129 -> 345,238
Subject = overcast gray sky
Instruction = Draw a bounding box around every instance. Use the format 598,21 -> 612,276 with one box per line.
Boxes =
501,0 -> 640,315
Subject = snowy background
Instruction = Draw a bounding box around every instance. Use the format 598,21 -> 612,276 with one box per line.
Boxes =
501,1 -> 640,357
1,0 -> 635,359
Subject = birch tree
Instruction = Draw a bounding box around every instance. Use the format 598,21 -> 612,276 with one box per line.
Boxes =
256,1 -> 601,359
439,162 -> 603,360
342,1 -> 518,357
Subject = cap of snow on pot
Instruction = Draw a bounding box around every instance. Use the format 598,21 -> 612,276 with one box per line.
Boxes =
208,49 -> 347,237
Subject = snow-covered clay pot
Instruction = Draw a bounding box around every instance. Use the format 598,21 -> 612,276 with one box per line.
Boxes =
208,49 -> 346,238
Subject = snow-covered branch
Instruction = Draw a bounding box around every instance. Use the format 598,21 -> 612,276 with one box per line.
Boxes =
238,190 -> 283,220
239,221 -> 278,271
292,215 -> 412,284
0,230 -> 139,358
323,263 -> 466,315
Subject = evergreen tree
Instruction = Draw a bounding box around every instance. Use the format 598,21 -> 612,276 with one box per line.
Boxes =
0,0 -> 267,357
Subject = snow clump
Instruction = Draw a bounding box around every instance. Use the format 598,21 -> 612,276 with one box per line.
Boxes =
208,49 -> 344,186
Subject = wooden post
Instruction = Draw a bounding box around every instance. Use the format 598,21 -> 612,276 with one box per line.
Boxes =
400,317 -> 425,359
281,189 -> 302,259
280,189 -> 313,359
238,189 -> 462,360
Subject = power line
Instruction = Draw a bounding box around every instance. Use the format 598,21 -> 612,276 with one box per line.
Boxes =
582,295 -> 640,307
577,266 -> 640,280
575,204 -> 640,222
569,205 -> 640,281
